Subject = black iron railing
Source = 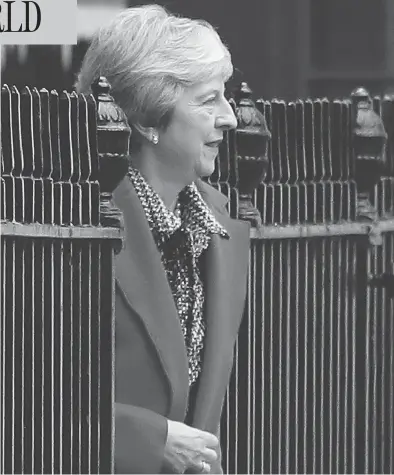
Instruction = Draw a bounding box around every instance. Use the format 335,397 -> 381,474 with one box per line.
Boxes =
1,79 -> 394,474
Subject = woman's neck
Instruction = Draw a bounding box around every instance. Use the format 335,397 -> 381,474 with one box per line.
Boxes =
131,151 -> 186,212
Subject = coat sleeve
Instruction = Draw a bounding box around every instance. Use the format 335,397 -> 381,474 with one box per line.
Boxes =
115,402 -> 168,474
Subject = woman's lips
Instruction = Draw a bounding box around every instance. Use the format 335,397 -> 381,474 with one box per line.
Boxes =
205,139 -> 222,148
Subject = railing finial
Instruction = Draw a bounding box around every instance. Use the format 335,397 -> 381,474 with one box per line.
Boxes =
233,81 -> 271,227
351,86 -> 387,221
91,76 -> 131,238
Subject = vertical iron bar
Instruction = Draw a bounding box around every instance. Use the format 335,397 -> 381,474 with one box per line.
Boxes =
78,245 -> 82,474
320,239 -> 326,474
225,390 -> 230,474
303,240 -> 309,473
343,239 -> 349,474
1,238 -> 6,474
260,241 -> 266,475
234,339 -> 239,474
247,247 -> 252,473
336,241 -> 342,473
329,238 -> 334,474
365,246 -> 371,473
278,241 -> 283,473
261,185 -> 267,224
351,240 -> 357,474
389,234 -> 394,475
279,183 -> 284,224
12,239 -> 16,474
70,242 -> 74,474
31,242 -> 35,473
60,241 -> 64,474
269,242 -> 274,474
372,246 -> 379,474
312,241 -> 317,475
294,240 -> 300,474
285,239 -> 291,475
252,244 -> 257,474
41,242 -> 44,473
21,241 -> 25,474
380,236 -> 386,473
97,242 -> 102,472
88,242 -> 93,474
110,244 -> 116,475
51,241 -> 55,474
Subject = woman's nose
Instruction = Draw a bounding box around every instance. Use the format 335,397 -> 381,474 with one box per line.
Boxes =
216,99 -> 238,130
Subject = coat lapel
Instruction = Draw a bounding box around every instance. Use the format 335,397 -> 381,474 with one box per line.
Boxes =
191,181 -> 251,431
113,177 -> 189,421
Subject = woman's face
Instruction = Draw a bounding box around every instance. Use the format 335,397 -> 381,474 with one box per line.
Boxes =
155,74 -> 237,184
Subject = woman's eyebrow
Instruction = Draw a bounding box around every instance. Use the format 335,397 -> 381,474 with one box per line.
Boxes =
196,89 -> 220,101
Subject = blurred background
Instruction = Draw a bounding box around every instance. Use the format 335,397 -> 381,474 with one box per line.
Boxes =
1,0 -> 394,100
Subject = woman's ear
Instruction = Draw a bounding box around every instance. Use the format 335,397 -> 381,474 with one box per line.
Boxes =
133,124 -> 159,144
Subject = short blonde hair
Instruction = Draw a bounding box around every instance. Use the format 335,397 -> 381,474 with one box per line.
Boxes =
76,4 -> 233,131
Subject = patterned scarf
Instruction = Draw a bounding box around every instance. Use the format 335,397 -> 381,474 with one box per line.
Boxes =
127,166 -> 229,385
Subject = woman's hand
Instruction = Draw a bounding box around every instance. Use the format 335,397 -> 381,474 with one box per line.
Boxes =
163,420 -> 219,474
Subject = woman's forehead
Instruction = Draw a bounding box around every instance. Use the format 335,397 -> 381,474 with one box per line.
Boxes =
188,77 -> 226,99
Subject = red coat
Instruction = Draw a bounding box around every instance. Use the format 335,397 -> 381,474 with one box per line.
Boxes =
113,177 -> 250,474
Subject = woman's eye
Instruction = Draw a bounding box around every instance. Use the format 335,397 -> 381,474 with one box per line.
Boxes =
203,97 -> 216,105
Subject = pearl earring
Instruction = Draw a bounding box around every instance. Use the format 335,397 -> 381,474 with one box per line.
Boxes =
152,133 -> 159,144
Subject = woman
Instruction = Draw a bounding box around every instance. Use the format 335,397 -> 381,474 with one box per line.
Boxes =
76,5 -> 250,474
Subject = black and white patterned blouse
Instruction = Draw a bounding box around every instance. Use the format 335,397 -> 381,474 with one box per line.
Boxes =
128,166 -> 229,386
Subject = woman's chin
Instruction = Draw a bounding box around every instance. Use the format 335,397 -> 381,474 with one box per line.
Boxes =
196,156 -> 217,178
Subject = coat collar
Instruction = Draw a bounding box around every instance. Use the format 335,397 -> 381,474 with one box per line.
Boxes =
113,177 -> 250,423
